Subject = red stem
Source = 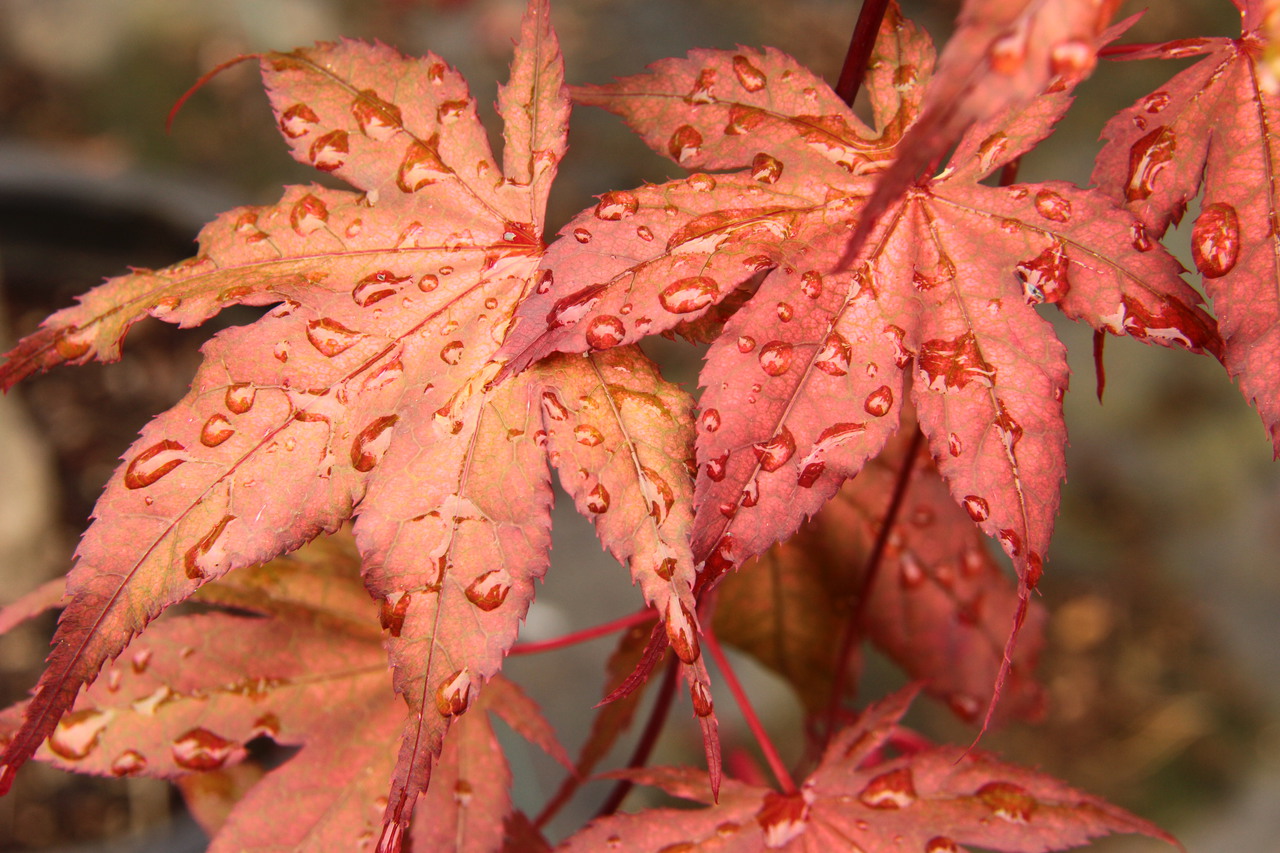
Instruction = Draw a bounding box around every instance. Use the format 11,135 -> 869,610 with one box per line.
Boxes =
835,0 -> 892,106
594,655 -> 680,818
823,426 -> 925,743
703,628 -> 797,795
509,608 -> 656,656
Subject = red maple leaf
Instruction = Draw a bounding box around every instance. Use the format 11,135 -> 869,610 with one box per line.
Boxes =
557,686 -> 1178,853
497,0 -> 1218,664
0,2 -> 717,846
1092,0 -> 1280,454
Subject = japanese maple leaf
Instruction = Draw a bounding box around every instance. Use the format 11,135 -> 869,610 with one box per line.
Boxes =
714,417 -> 1046,725
0,2 -> 715,846
558,686 -> 1177,853
1092,0 -> 1280,455
0,533 -> 568,852
498,1 -> 1217,627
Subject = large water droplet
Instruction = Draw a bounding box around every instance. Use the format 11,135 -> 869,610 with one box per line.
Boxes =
279,102 -> 319,139
200,414 -> 235,447
306,318 -> 364,358
585,315 -> 626,350
546,283 -> 608,329
1033,189 -> 1071,222
594,190 -> 640,221
1015,240 -> 1070,304
48,708 -> 112,760
924,837 -> 961,853
690,681 -> 714,717
814,332 -> 852,376
705,451 -> 729,481
977,781 -> 1037,823
757,791 -> 811,848
585,483 -> 611,513
289,193 -> 328,235
864,385 -> 893,417
799,271 -> 823,299
308,129 -> 348,172
541,390 -> 569,422
665,599 -> 700,663
758,341 -> 793,376
752,426 -> 795,472
1191,202 -> 1240,278
124,440 -> 187,489
351,415 -> 398,473
668,125 -> 703,164
797,422 -> 865,487
751,153 -> 783,184
732,55 -> 767,91
439,341 -> 464,365
184,514 -> 235,580
574,424 -> 604,447
699,408 -> 721,433
110,750 -> 147,777
658,276 -> 718,314
436,669 -> 472,716
351,89 -> 403,139
918,333 -> 995,392
353,270 -> 409,307
172,728 -> 238,771
859,767 -> 918,809
1125,126 -> 1175,202
380,592 -> 411,637
397,139 -> 449,192
465,569 -> 512,611
684,67 -> 717,104
639,466 -> 675,524
963,495 -> 990,522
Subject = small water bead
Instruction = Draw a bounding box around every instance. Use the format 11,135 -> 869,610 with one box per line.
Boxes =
110,750 -> 148,777
1125,126 -> 1176,202
184,514 -> 235,580
699,408 -> 722,433
585,483 -> 611,513
465,569 -> 512,611
813,332 -> 852,376
546,283 -> 607,329
48,708 -> 112,760
659,276 -> 719,314
752,426 -> 795,471
668,126 -> 704,165
736,335 -> 756,353
751,153 -> 783,184
397,140 -> 449,192
585,315 -> 626,350
308,129 -> 348,172
704,451 -> 729,481
776,302 -> 794,321
351,415 -> 398,472
758,341 -> 793,376
594,190 -> 639,221
685,67 -> 717,104
124,440 -> 187,489
1033,189 -> 1071,222
279,102 -> 319,138
858,767 -> 918,809
636,225 -> 654,241
976,781 -> 1037,823
1191,202 -> 1240,278
574,424 -> 604,446
573,227 -> 592,243
306,318 -> 364,358
863,385 -> 893,417
665,599 -> 700,663
799,271 -> 823,299
380,592 -> 411,636
963,495 -> 990,522
732,54 -> 767,91
686,172 -> 716,192
172,728 -> 238,771
436,669 -> 473,716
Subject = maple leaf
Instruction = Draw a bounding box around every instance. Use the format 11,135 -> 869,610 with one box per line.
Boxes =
714,418 -> 1046,724
1092,0 -> 1280,455
0,532 -> 566,851
0,1 -> 716,846
558,686 -> 1178,853
498,0 -> 1218,609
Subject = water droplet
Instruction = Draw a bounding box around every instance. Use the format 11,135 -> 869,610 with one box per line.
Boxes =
352,270 -> 409,306
699,408 -> 721,434
987,28 -> 1026,74
751,153 -> 783,184
547,283 -> 608,329
925,837 -> 961,853
963,495 -> 990,523
200,414 -> 235,448
1191,202 -> 1240,278
684,67 -> 717,104
573,424 -> 604,447
1049,38 -> 1095,82
1015,240 -> 1071,304
859,767 -> 918,808
705,451 -> 729,482
308,129 -> 348,172
436,669 -> 472,716
899,552 -> 925,587
345,90 -> 402,141
130,649 -> 152,675
540,390 -> 570,422
753,426 -> 795,472
796,422 -> 865,487
466,569 -> 512,611
814,332 -> 852,376
977,781 -> 1037,823
947,432 -> 963,457
635,225 -> 654,242
658,276 -> 719,314
757,791 -> 811,848
223,383 -> 256,418
736,335 -> 756,353
306,318 -> 364,358
1125,126 -> 1175,202
799,271 -> 823,299
665,599 -> 700,663
585,315 -> 626,350
110,749 -> 147,777
732,54 -> 767,91
436,99 -> 468,123
585,483 -> 611,513
350,415 -> 398,473
668,125 -> 703,164
397,139 -> 449,192
918,333 -> 995,392
48,708 -> 112,760
864,385 -> 893,417
1033,189 -> 1071,222
995,401 -> 1023,451
438,340 -> 464,365
289,193 -> 329,235
639,467 -> 675,523
687,172 -> 716,192
279,102 -> 320,138
758,341 -> 793,376
691,680 -> 714,716
183,514 -> 235,580
776,302 -> 793,322
998,528 -> 1023,557
884,324 -> 912,368
380,592 -> 411,637
124,440 -> 187,490
172,728 -> 238,771
594,190 -> 640,221
976,132 -> 1008,175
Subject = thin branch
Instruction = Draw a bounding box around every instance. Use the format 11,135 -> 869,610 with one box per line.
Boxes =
510,608 -> 656,655
835,0 -> 892,106
594,655 -> 680,818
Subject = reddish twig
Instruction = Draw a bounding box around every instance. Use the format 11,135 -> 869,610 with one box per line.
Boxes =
835,0 -> 893,106
594,655 -> 680,818
509,608 -> 657,656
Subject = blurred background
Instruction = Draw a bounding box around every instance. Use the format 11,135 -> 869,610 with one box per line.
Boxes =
0,0 -> 1276,850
